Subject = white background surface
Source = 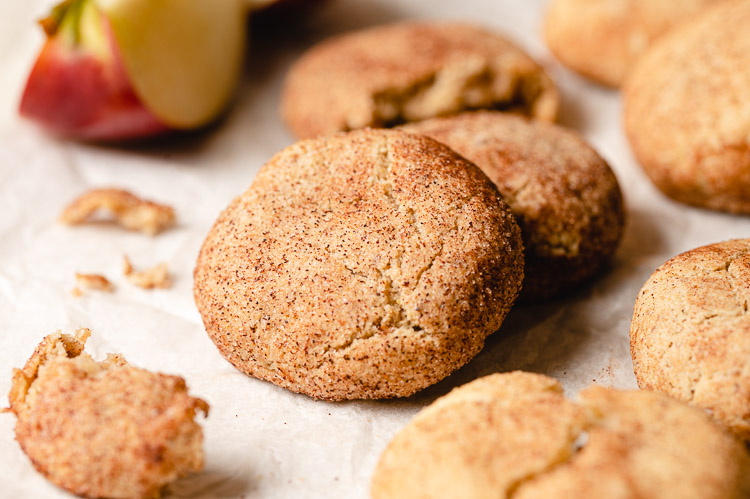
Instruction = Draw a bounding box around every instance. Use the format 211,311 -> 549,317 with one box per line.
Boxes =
1,1 -> 748,498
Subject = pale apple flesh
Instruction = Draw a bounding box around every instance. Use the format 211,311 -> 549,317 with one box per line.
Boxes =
20,0 -> 168,140
99,0 -> 246,129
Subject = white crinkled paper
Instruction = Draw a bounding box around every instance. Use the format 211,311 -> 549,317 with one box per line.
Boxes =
1,1 -> 749,498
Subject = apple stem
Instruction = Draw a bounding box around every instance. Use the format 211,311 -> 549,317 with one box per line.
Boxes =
39,0 -> 86,44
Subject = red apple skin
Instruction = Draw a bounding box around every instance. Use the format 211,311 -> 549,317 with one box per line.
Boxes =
19,17 -> 169,141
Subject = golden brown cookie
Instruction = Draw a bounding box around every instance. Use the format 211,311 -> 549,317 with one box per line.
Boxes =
544,0 -> 722,87
631,238 -> 750,440
623,0 -> 750,214
371,372 -> 750,499
194,129 -> 524,400
402,112 -> 624,302
7,329 -> 208,499
281,22 -> 559,139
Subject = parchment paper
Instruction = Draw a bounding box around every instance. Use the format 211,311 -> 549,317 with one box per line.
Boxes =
1,1 -> 748,498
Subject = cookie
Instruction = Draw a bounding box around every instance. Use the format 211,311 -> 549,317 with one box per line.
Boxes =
193,129 -> 524,400
630,238 -> 750,440
281,22 -> 559,139
371,372 -> 750,499
623,0 -> 750,214
544,0 -> 722,87
402,112 -> 624,302
7,329 -> 208,499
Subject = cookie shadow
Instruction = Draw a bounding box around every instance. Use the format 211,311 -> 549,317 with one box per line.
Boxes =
618,206 -> 672,260
302,0 -> 408,38
252,0 -> 407,49
387,302 -> 564,408
395,213 -> 662,405
165,469 -> 254,498
555,86 -> 588,132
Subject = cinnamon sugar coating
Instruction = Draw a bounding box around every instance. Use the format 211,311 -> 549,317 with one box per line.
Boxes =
372,372 -> 750,499
194,129 -> 524,400
631,238 -> 750,440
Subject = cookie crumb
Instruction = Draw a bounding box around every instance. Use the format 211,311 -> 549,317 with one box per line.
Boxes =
60,188 -> 175,236
123,255 -> 172,289
74,273 -> 114,295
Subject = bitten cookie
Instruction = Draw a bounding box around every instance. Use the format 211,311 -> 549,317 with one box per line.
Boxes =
630,238 -> 750,440
7,329 -> 208,499
371,372 -> 750,499
194,129 -> 524,400
544,0 -> 722,87
623,0 -> 750,214
402,112 -> 624,302
281,22 -> 559,139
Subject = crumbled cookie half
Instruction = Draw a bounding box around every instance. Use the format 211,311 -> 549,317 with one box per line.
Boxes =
281,22 -> 559,139
60,188 -> 176,235
372,372 -> 750,499
123,255 -> 172,289
7,329 -> 208,499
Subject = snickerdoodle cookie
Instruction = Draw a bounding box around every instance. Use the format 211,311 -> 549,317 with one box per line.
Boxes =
281,22 -> 559,139
631,238 -> 750,440
7,329 -> 208,499
371,372 -> 750,499
194,129 -> 524,400
623,0 -> 750,214
402,112 -> 624,301
544,0 -> 722,87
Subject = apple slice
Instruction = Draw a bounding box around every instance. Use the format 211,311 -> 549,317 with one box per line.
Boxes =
98,0 -> 246,130
20,0 -> 168,140
20,0 -> 246,140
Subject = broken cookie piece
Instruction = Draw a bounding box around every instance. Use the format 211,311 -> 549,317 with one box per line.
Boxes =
60,188 -> 176,235
123,255 -> 172,289
371,372 -> 750,499
7,329 -> 208,499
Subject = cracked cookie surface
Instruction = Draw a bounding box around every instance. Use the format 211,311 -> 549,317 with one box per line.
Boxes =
281,22 -> 559,139
371,372 -> 750,499
7,329 -> 208,499
402,112 -> 624,302
631,238 -> 750,440
193,129 -> 524,400
623,0 -> 750,214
